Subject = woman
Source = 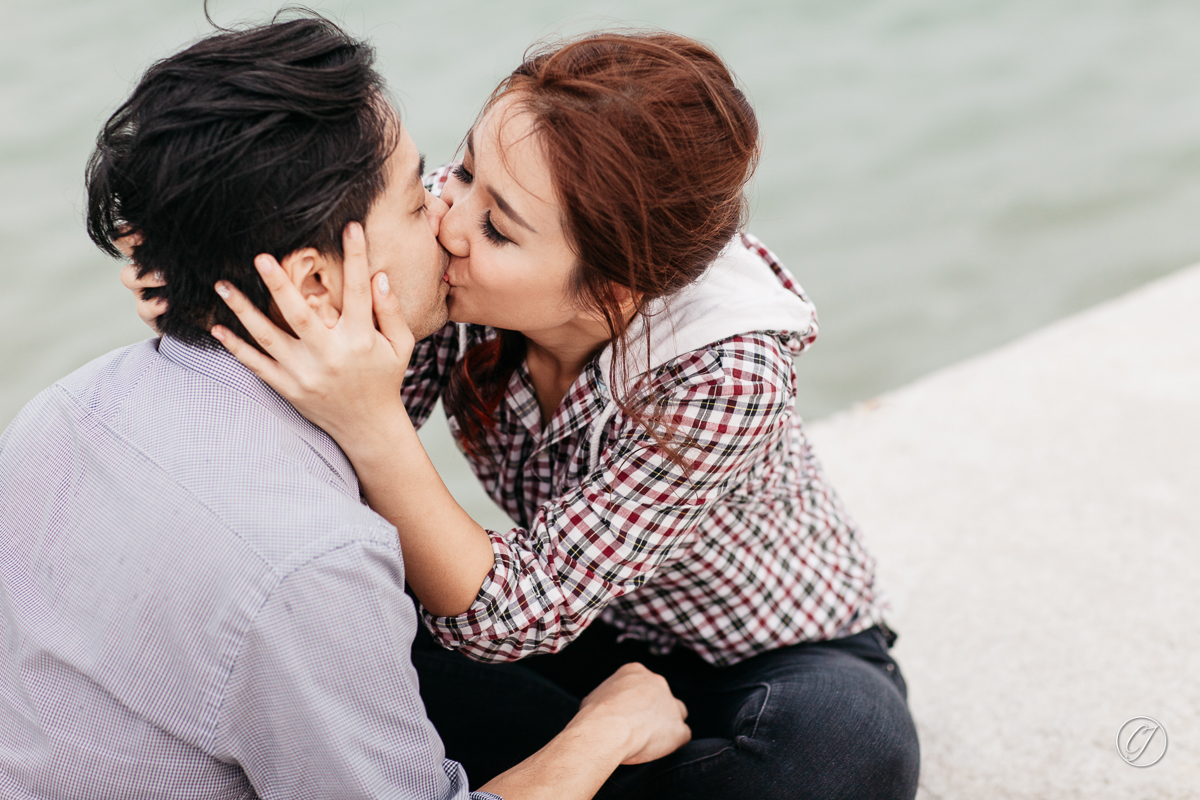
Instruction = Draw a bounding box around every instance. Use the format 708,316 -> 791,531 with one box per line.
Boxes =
128,32 -> 918,799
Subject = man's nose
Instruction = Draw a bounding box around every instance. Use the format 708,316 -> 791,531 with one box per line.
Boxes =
433,191 -> 468,256
425,189 -> 449,234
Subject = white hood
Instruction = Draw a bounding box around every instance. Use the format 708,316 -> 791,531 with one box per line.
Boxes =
596,234 -> 818,397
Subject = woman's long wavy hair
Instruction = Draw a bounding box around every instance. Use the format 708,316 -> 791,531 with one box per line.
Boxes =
443,32 -> 760,464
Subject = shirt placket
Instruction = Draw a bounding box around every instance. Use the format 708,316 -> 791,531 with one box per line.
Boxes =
522,361 -> 611,510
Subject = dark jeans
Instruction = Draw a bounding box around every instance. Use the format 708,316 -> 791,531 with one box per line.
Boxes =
413,622 -> 919,800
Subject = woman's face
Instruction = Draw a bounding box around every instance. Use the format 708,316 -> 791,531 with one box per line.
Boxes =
437,94 -> 585,335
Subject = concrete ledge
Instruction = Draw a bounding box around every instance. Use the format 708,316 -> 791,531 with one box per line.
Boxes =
808,265 -> 1200,798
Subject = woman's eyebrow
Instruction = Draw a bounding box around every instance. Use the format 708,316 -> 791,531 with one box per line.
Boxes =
490,190 -> 536,233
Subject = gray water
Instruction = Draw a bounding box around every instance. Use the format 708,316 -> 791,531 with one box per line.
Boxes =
4,0 -> 1200,525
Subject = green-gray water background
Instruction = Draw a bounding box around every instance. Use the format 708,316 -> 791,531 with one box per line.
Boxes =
4,0 -> 1200,525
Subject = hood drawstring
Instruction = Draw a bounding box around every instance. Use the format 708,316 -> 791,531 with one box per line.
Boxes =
455,322 -> 470,359
588,401 -> 619,475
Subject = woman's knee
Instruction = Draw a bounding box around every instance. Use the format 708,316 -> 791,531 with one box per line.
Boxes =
736,653 -> 919,800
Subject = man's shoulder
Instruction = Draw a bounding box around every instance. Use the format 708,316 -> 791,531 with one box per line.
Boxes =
0,341 -> 403,757
53,337 -> 160,410
14,337 -> 395,568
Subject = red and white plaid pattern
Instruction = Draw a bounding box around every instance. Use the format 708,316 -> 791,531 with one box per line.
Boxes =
412,167 -> 886,667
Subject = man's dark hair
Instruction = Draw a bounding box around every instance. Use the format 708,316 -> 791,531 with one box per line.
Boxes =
86,11 -> 397,345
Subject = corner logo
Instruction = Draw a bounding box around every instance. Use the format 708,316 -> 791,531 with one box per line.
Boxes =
1116,717 -> 1168,767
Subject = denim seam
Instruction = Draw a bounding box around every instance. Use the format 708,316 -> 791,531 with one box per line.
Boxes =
744,681 -> 770,741
636,680 -> 772,779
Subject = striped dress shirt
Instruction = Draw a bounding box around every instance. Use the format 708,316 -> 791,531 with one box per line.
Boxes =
0,336 -> 498,800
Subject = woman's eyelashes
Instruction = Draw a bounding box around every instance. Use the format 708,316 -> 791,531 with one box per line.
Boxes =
450,162 -> 509,245
481,211 -> 510,245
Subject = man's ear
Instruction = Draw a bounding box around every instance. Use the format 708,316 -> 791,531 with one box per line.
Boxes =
277,247 -> 344,328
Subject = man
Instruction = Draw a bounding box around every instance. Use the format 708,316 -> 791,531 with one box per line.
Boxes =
0,14 -> 689,800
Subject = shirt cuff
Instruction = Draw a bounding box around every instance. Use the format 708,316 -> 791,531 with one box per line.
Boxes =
420,529 -> 523,653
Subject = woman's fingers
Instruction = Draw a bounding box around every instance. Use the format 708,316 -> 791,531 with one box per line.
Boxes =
135,296 -> 168,331
114,230 -> 144,259
120,263 -> 168,331
204,226 -> 410,452
214,278 -> 298,362
253,253 -> 324,343
119,263 -> 139,291
119,263 -> 164,291
210,325 -> 297,396
371,272 -> 416,369
339,222 -> 373,325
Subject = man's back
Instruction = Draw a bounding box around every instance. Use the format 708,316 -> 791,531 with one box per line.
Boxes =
0,337 -> 472,799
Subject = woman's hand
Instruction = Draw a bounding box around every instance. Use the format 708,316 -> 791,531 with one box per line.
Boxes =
215,221 -> 495,616
211,222 -> 416,457
115,231 -> 167,331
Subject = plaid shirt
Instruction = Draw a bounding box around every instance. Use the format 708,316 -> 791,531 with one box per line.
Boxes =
413,166 -> 886,667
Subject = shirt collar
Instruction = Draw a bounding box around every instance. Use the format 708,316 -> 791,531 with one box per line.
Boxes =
157,335 -> 360,497
504,355 -> 612,455
158,334 -> 275,405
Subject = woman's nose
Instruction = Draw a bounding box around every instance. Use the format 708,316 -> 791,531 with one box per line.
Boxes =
434,194 -> 469,257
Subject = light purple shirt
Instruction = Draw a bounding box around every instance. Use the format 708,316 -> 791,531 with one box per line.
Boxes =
0,336 -> 499,800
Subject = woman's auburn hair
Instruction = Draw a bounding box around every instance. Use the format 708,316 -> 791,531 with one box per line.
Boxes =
444,31 -> 761,465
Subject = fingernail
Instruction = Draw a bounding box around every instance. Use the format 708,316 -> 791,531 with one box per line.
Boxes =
215,282 -> 230,299
152,271 -> 164,283
349,222 -> 363,239
377,273 -> 390,295
211,326 -> 226,342
256,256 -> 276,274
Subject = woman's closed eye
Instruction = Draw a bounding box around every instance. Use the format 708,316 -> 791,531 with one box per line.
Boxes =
450,162 -> 510,244
481,210 -> 511,245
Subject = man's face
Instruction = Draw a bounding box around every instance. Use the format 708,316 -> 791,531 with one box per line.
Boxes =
360,119 -> 451,340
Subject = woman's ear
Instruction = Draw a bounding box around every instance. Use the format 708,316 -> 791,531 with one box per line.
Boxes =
577,282 -> 644,330
610,283 -> 643,312
604,283 -> 644,323
278,247 -> 345,328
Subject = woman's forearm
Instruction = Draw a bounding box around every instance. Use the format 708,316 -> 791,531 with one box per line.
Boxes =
346,408 -> 496,616
204,238 -> 496,617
